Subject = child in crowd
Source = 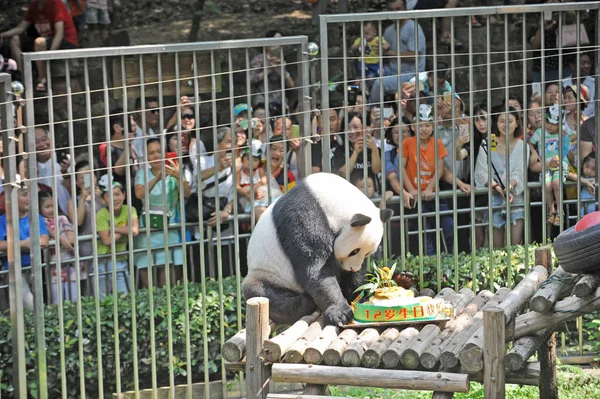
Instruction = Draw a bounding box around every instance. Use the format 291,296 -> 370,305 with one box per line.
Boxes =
85,0 -> 112,45
529,104 -> 575,226
580,153 -> 597,216
39,191 -> 78,303
402,104 -> 454,255
96,176 -> 138,299
350,169 -> 393,209
0,188 -> 49,310
351,21 -> 390,79
268,135 -> 295,194
237,140 -> 270,221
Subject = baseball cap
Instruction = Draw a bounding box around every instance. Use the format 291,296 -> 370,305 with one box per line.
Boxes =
243,139 -> 263,158
545,104 -> 560,125
415,104 -> 434,122
98,174 -> 123,192
234,103 -> 250,117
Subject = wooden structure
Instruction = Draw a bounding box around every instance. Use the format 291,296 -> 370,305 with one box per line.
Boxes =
224,247 -> 600,398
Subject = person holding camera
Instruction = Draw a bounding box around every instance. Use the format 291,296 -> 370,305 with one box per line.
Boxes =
134,138 -> 191,289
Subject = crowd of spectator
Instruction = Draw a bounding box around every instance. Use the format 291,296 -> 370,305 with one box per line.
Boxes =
0,0 -> 598,308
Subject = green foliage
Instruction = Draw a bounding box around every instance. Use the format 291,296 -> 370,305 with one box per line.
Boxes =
0,277 -> 243,398
395,244 -> 540,291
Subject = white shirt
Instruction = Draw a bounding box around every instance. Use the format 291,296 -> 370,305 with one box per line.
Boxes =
198,154 -> 234,201
132,125 -> 158,163
562,75 -> 596,118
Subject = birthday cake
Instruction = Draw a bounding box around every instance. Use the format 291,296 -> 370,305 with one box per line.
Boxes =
352,264 -> 452,324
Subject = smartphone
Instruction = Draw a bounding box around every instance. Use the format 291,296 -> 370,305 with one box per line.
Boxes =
83,174 -> 91,189
239,118 -> 259,130
225,152 -> 233,159
459,124 -> 469,138
383,107 -> 394,120
291,124 -> 301,139
347,85 -> 359,106
443,91 -> 452,104
165,151 -> 179,167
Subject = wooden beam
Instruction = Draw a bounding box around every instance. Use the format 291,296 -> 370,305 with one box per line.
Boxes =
223,329 -> 248,363
304,324 -> 341,365
261,312 -> 319,363
362,327 -> 401,368
283,317 -> 326,363
505,330 -> 551,372
323,329 -> 358,366
341,328 -> 379,367
536,246 -> 558,399
573,273 -> 600,298
246,297 -> 271,399
271,364 -> 470,393
529,266 -> 578,313
483,307 -> 505,399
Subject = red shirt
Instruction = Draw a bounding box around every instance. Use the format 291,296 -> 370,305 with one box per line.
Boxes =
25,0 -> 79,46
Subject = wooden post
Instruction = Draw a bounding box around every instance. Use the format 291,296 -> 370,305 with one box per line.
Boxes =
246,297 -> 271,399
535,246 -> 558,399
483,307 -> 505,399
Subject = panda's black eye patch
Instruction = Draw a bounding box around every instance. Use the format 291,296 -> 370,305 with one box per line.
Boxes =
349,248 -> 360,257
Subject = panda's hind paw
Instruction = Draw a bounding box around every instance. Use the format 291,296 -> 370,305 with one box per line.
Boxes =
324,303 -> 354,327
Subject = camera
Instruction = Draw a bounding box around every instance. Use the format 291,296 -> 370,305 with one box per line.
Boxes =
347,85 -> 359,106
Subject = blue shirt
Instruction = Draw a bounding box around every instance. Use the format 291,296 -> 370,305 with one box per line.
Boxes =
0,214 -> 49,269
384,20 -> 426,78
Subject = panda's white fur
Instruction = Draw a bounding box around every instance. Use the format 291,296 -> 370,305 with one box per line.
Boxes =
243,172 -> 392,325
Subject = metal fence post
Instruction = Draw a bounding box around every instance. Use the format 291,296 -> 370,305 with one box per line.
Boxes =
0,73 -> 27,398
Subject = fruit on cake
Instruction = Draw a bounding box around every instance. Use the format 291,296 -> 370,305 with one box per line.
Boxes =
352,263 -> 450,323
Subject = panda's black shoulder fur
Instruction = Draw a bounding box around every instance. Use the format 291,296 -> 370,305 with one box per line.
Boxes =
271,178 -> 337,274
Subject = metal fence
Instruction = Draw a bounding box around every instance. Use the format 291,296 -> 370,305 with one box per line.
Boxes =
0,1 -> 599,398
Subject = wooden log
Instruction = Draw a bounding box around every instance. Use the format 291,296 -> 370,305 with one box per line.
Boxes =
223,329 -> 247,363
323,329 -> 358,366
419,288 -> 436,298
509,287 -> 600,339
457,266 -> 548,373
505,329 -> 551,372
246,297 -> 271,399
304,325 -> 341,365
341,328 -> 380,367
261,312 -> 319,363
283,317 -> 326,363
529,266 -> 578,313
380,327 -> 420,369
271,364 -> 470,393
445,288 -> 476,316
468,361 -> 540,386
573,273 -> 600,298
362,327 -> 401,368
483,307 -> 505,399
399,325 -> 441,369
422,289 -> 507,370
536,246 -> 558,399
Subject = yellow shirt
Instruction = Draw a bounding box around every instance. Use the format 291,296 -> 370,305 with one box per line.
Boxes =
353,36 -> 388,65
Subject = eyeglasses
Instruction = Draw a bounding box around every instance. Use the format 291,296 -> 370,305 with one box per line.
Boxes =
182,114 -> 195,120
149,109 -> 159,115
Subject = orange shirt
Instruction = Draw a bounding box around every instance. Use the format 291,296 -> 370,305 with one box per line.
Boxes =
402,136 -> 448,191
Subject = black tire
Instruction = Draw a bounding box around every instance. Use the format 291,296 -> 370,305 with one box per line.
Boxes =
553,224 -> 600,274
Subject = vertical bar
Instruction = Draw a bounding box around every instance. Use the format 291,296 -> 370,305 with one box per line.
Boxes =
468,14 -> 477,292
82,58 -> 104,399
173,52 -> 193,399
319,16 -> 331,173
522,13 -> 530,271
431,17 -> 441,290
503,14 -> 512,286
486,14 -> 494,291
557,12 -> 564,232
299,39 -> 312,179
23,55 -> 47,399
540,11 -> 547,242
1,73 -> 26,399
395,18 -> 406,264
120,55 -> 140,397
449,15 -> 458,288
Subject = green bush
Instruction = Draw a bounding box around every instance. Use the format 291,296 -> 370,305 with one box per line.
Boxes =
399,244 -> 545,292
0,277 -> 244,398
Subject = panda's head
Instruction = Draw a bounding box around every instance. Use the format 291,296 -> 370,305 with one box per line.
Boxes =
335,209 -> 393,272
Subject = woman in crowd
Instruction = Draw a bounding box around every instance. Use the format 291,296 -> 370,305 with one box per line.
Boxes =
135,138 -> 191,289
474,106 -> 540,248
383,117 -> 415,208
564,52 -> 595,118
67,160 -> 102,296
332,112 -> 381,188
472,103 -> 489,250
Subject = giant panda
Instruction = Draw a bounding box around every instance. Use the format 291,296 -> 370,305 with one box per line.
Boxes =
242,172 -> 393,326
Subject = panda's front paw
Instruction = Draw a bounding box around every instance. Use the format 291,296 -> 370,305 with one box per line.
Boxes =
324,303 -> 353,326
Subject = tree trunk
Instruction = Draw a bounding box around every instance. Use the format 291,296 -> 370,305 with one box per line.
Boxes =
188,0 -> 206,42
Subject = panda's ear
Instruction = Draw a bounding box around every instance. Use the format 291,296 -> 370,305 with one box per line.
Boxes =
380,209 -> 393,223
350,213 -> 372,227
